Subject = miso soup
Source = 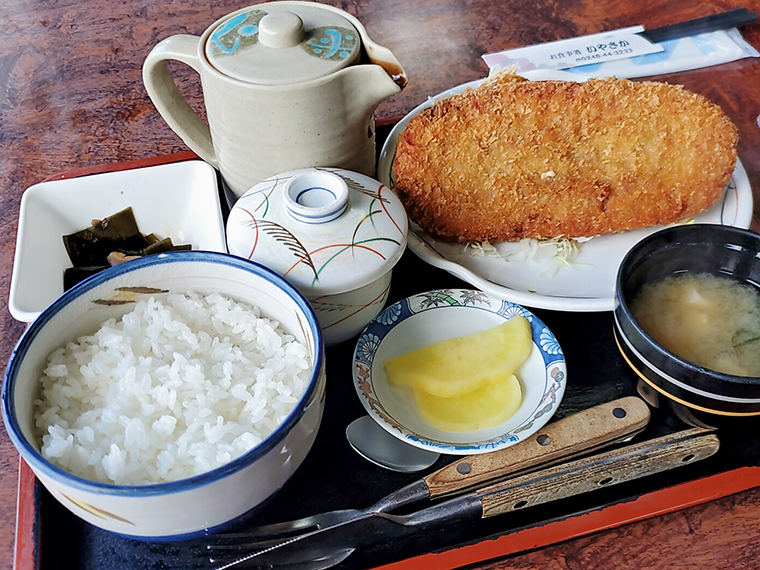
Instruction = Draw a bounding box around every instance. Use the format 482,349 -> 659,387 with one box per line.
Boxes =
631,273 -> 760,377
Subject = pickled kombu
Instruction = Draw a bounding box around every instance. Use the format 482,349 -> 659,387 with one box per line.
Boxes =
62,207 -> 191,290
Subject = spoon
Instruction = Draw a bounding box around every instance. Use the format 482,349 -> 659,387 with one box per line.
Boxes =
345,415 -> 440,472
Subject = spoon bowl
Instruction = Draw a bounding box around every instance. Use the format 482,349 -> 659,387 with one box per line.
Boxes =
345,416 -> 440,472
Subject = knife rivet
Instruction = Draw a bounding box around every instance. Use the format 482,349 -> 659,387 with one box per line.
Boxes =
612,407 -> 627,418
537,434 -> 551,446
457,462 -> 471,474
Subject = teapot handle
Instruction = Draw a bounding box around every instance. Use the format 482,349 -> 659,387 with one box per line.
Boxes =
142,35 -> 218,167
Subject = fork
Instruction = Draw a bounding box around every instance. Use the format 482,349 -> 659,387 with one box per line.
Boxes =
207,396 -> 649,556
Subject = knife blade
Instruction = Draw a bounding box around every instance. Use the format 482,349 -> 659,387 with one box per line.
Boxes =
212,426 -> 718,569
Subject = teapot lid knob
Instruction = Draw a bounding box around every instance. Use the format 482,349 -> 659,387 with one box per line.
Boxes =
258,12 -> 305,48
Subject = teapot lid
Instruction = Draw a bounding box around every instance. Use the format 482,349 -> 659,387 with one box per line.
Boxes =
226,168 -> 408,296
205,3 -> 361,85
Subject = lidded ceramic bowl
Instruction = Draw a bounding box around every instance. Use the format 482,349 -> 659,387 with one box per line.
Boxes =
226,167 -> 408,345
614,224 -> 760,418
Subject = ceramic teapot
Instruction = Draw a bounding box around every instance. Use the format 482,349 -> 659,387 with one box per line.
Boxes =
143,1 -> 406,200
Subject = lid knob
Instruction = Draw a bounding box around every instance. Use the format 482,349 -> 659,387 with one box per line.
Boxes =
258,12 -> 305,48
284,171 -> 349,224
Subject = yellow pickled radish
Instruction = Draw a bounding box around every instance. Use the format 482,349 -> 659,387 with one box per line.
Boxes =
413,373 -> 522,432
384,316 -> 532,398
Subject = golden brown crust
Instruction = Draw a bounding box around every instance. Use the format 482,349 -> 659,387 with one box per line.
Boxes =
392,73 -> 739,242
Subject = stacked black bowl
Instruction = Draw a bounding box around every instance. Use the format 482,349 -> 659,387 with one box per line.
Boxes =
614,224 -> 760,422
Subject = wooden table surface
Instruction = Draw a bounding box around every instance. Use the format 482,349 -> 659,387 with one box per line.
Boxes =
3,0 -> 760,568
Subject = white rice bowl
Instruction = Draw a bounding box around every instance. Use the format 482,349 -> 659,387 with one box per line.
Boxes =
3,252 -> 326,538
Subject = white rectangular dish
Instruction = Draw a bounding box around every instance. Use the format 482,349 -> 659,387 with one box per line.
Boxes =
9,160 -> 227,322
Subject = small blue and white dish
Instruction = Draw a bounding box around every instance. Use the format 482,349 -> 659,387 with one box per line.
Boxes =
352,289 -> 566,455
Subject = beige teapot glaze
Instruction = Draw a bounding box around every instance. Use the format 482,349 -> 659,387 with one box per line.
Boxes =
143,2 -> 406,200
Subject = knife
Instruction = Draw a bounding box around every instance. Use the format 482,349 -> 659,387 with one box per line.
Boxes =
209,396 -> 649,548
212,426 -> 719,569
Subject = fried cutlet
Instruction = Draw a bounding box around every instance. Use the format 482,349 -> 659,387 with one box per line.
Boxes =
392,72 -> 739,242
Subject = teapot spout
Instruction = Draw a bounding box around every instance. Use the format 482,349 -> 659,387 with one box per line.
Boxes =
362,40 -> 407,91
341,64 -> 405,115
338,7 -> 407,93
338,35 -> 406,114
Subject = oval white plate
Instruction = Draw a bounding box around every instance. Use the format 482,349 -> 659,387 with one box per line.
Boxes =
377,77 -> 754,312
352,289 -> 566,455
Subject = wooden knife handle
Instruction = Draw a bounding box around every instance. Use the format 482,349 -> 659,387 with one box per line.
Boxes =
424,396 -> 651,498
478,427 -> 719,518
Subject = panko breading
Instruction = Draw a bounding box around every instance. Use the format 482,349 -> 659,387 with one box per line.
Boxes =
393,72 -> 739,242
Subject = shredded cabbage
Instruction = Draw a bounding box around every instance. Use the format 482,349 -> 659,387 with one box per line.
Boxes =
465,236 -> 586,275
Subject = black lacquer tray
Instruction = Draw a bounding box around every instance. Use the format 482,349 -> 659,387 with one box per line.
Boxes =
17,127 -> 760,570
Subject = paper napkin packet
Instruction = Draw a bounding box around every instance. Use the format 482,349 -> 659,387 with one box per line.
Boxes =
482,26 -> 759,80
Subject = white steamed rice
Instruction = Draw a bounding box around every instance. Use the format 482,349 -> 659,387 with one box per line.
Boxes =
33,292 -> 312,485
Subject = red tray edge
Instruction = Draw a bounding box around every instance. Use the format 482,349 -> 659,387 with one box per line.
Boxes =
15,459 -> 38,570
40,151 -> 200,183
14,149 -> 760,570
371,465 -> 760,570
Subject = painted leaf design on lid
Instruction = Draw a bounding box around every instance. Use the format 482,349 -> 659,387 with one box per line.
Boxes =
243,218 -> 319,282
208,9 -> 266,55
303,27 -> 357,60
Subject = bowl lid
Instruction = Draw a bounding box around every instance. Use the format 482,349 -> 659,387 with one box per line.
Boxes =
226,168 -> 408,296
204,3 -> 361,85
